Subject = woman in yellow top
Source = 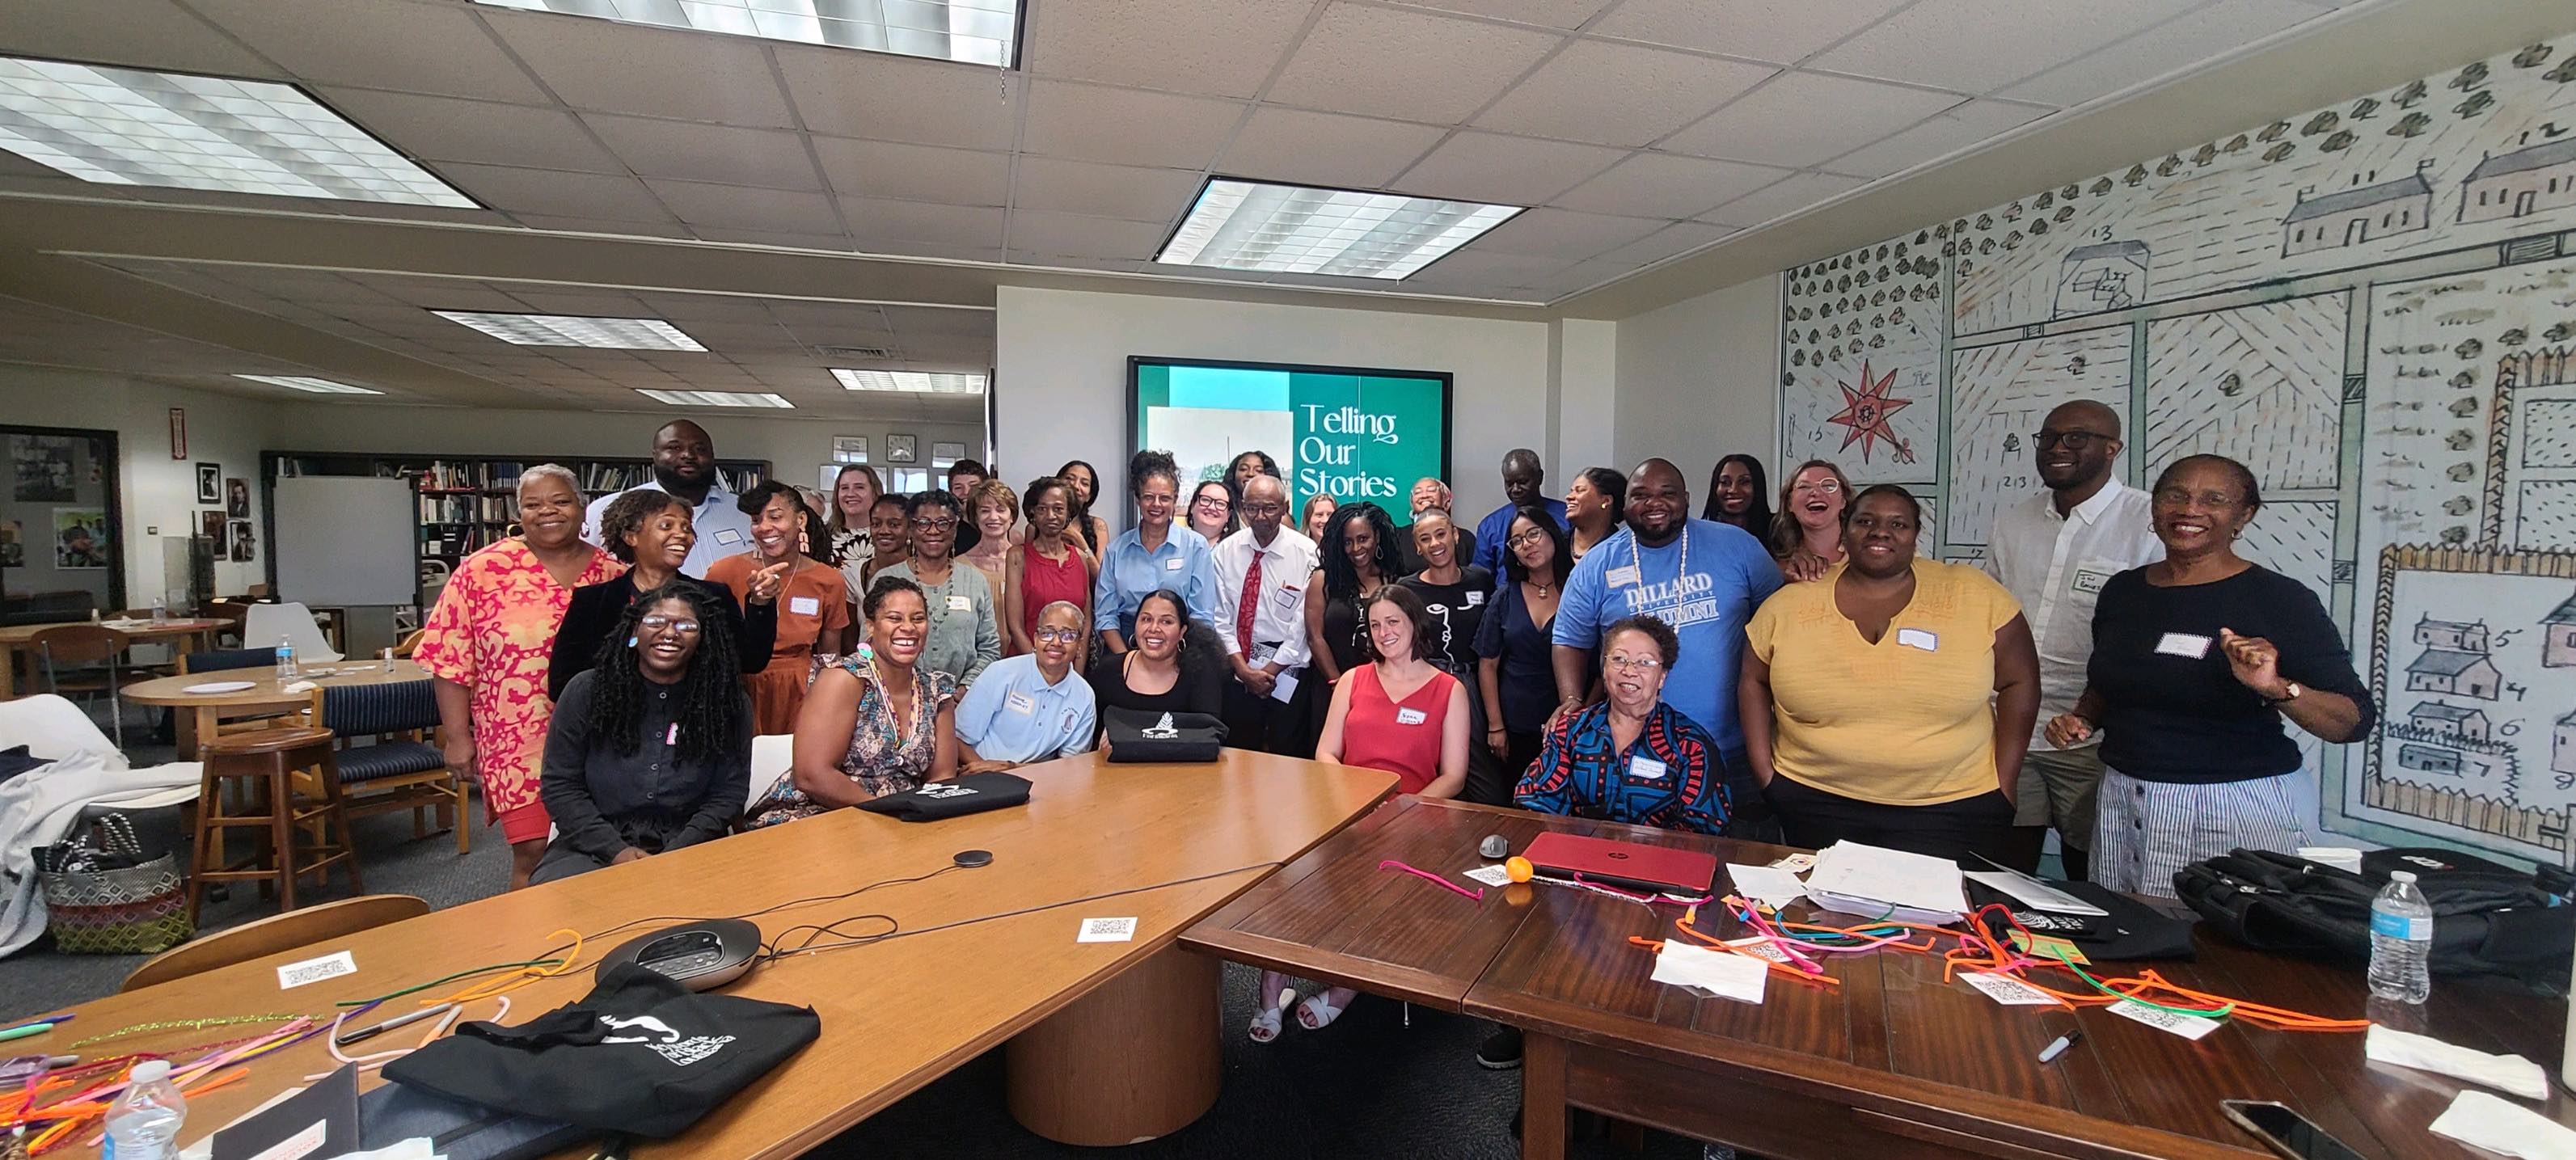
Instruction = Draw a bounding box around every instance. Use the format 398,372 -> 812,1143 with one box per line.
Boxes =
1739,484 -> 2039,864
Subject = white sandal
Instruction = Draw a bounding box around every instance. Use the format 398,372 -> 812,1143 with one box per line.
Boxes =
1295,989 -> 1353,1031
1248,1004 -> 1286,1043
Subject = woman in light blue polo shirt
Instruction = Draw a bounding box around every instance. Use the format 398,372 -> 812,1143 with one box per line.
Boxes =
956,601 -> 1097,770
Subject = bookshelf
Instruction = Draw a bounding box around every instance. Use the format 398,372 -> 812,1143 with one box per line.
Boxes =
263,451 -> 771,574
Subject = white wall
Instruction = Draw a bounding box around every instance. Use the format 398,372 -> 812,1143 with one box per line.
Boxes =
1,366 -> 275,605
1552,318 -> 1617,479
994,285 -> 1558,524
1613,275 -> 1781,486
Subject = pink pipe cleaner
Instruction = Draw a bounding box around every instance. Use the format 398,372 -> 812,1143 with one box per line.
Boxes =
1379,859 -> 1483,901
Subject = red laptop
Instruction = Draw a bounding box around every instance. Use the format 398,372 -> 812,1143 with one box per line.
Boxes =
1522,833 -> 1718,895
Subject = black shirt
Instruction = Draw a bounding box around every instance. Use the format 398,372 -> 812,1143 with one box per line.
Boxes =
540,669 -> 753,861
2088,564 -> 2375,784
1087,645 -> 1224,722
1473,579 -> 1558,734
548,574 -> 777,702
1399,565 -> 1493,673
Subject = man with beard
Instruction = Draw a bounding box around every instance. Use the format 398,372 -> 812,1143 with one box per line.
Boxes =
1982,400 -> 2160,878
1471,448 -> 1567,575
1551,458 -> 1781,837
582,420 -> 751,578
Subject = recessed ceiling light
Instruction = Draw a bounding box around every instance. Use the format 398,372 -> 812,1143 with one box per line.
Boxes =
636,389 -> 794,408
473,0 -> 1019,67
1156,179 -> 1522,281
433,311 -> 707,351
832,369 -> 985,394
234,374 -> 382,394
0,57 -> 471,207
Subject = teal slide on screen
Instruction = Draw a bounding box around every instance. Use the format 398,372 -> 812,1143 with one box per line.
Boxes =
1129,356 -> 1451,527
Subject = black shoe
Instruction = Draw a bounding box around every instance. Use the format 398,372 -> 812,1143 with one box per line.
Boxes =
1477,1027 -> 1523,1069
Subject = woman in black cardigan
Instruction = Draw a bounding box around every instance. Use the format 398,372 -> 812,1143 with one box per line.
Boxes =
549,489 -> 780,700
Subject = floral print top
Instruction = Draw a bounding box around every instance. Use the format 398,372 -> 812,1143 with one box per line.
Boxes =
743,654 -> 956,827
414,538 -> 623,820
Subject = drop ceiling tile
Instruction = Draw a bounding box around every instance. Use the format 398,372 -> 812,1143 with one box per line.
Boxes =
644,179 -> 843,233
1011,156 -> 1201,220
1020,81 -> 1247,171
1390,131 -> 1624,206
1660,71 -> 1960,167
1590,0 -> 1911,63
1399,248 -> 1569,289
186,0 -> 549,103
812,137 -> 1011,205
1008,211 -> 1170,261
1550,152 -> 1789,218
1699,170 -> 1866,226
583,116 -> 824,190
1514,257 -> 1632,296
1820,98 -> 2050,177
640,294 -> 784,323
1020,0 -> 1313,99
509,214 -> 695,238
316,88 -> 623,173
434,163 -> 675,221
774,45 -> 1019,150
407,285 -> 533,313
1011,254 -> 1147,273
1267,4 -> 1560,124
1592,221 -> 1738,265
1476,40 -> 1775,146
483,9 -> 796,127
1808,0 -> 2199,94
5,0 -> 284,78
503,291 -> 656,317
1996,0 -> 2327,107
883,306 -> 995,335
1383,0 -> 1616,28
1468,208 -> 1664,259
836,198 -> 1008,247
1217,108 -> 1447,191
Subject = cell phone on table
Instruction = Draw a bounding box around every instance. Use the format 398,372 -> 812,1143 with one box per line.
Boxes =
2221,1100 -> 2366,1160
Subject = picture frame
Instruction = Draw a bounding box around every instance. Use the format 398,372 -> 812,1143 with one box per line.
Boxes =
225,478 -> 250,518
228,520 -> 255,563
831,436 -> 869,463
167,407 -> 187,460
885,433 -> 918,464
199,509 -> 226,552
195,462 -> 221,504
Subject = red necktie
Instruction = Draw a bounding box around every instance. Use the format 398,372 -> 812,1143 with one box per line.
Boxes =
1236,549 -> 1262,655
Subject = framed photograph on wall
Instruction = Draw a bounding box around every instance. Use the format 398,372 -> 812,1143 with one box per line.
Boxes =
195,462 -> 221,504
56,508 -> 109,568
228,520 -> 255,562
885,433 -> 918,463
225,478 -> 250,518
199,509 -> 225,550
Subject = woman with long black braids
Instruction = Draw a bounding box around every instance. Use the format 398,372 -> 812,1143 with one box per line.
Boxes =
1702,454 -> 1773,539
1303,501 -> 1402,740
533,584 -> 752,883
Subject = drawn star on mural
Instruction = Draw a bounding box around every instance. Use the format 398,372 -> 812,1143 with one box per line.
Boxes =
1826,361 -> 1917,464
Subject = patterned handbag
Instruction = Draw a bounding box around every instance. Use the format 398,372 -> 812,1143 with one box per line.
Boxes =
35,812 -> 192,955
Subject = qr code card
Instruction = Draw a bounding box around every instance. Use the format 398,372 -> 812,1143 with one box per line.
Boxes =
1077,917 -> 1137,943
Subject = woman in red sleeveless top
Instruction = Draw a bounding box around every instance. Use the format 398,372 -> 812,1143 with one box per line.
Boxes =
1248,586 -> 1468,1044
1005,477 -> 1096,657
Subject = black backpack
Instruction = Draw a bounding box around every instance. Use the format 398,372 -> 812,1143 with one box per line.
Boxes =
2173,847 -> 2573,989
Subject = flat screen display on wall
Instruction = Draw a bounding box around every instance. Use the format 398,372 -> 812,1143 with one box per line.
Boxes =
1127,356 -> 1451,528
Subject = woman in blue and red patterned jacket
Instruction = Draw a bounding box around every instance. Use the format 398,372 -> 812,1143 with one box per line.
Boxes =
1514,614 -> 1729,836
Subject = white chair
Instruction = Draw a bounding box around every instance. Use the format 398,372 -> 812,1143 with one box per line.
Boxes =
747,735 -> 794,808
243,601 -> 344,664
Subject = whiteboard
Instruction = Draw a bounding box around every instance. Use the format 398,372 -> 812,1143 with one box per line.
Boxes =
271,476 -> 416,606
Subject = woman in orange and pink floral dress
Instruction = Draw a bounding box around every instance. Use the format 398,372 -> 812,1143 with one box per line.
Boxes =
418,464 -> 624,889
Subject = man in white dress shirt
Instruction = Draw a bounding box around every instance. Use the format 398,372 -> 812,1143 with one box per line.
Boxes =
1210,474 -> 1319,755
1982,400 -> 2162,879
581,420 -> 754,579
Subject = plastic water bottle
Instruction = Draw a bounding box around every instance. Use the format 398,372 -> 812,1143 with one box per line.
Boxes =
103,1059 -> 186,1160
2367,870 -> 2434,1003
275,635 -> 300,682
150,595 -> 167,623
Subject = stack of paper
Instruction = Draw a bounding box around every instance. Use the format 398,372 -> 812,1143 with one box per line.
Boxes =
1801,842 -> 1970,923
1650,941 -> 1767,1004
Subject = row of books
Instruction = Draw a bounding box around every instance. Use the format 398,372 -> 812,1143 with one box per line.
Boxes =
419,494 -> 515,524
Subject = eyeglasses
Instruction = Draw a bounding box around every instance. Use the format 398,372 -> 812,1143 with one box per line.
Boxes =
910,517 -> 957,530
639,614 -> 702,635
1192,496 -> 1230,511
1790,479 -> 1843,495
2033,430 -> 2111,449
1604,655 -> 1664,673
1506,529 -> 1549,549
1034,627 -> 1083,644
1239,502 -> 1284,517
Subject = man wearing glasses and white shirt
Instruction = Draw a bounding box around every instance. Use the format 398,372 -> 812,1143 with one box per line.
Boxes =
1210,475 -> 1320,754
1982,400 -> 2161,879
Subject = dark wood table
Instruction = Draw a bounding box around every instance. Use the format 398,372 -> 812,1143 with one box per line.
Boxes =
1184,796 -> 2574,1160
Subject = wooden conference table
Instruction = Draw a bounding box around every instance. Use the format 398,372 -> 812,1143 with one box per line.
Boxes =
43,750 -> 1395,1156
125,660 -> 431,758
0,617 -> 230,700
1185,795 -> 2575,1159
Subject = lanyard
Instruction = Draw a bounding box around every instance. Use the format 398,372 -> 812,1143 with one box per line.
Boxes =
1628,523 -> 1691,615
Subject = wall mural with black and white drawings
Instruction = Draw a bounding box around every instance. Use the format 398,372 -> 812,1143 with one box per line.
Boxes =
1778,34 -> 2576,863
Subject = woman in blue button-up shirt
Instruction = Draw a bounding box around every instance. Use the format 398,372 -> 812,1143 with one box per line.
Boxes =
1092,449 -> 1218,656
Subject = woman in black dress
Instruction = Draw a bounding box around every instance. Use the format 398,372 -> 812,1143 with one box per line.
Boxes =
549,489 -> 779,701
1087,588 -> 1223,734
1400,507 -> 1501,801
1476,504 -> 1574,789
1303,502 -> 1402,741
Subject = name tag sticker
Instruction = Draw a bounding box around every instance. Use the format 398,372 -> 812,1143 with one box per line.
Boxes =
1896,627 -> 1938,652
1604,565 -> 1641,587
665,722 -> 678,746
1163,557 -> 1185,571
713,529 -> 745,546
788,595 -> 820,616
947,594 -> 973,612
1276,586 -> 1302,609
1006,691 -> 1036,715
2071,560 -> 2118,594
1396,707 -> 1429,726
2156,631 -> 2215,659
2108,998 -> 2223,1040
1465,590 -> 1484,607
1629,757 -> 1669,780
277,949 -> 357,990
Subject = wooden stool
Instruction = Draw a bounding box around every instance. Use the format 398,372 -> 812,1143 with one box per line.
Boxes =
188,727 -> 364,925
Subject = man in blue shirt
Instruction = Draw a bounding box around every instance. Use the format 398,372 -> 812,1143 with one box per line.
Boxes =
955,601 -> 1096,767
1552,458 -> 1783,837
581,420 -> 753,578
1471,448 -> 1569,576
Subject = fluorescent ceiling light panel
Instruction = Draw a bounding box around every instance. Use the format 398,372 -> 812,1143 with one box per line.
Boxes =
234,374 -> 382,394
433,311 -> 707,351
832,369 -> 985,394
1156,179 -> 1522,281
636,389 -> 795,408
475,0 -> 1018,67
0,57 -> 471,207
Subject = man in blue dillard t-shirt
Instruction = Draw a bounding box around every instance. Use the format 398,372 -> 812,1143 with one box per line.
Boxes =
1552,458 -> 1784,837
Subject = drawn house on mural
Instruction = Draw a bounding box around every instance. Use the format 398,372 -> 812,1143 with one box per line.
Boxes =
2499,344 -> 2576,390
2460,133 -> 2576,223
2406,615 -> 2502,699
2408,701 -> 2492,744
2054,240 -> 2152,318
2546,591 -> 2576,668
2282,163 -> 2435,256
2558,709 -> 2576,779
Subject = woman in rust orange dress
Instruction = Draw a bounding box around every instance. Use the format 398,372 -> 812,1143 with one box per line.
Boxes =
419,463 -> 625,890
709,482 -> 853,733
